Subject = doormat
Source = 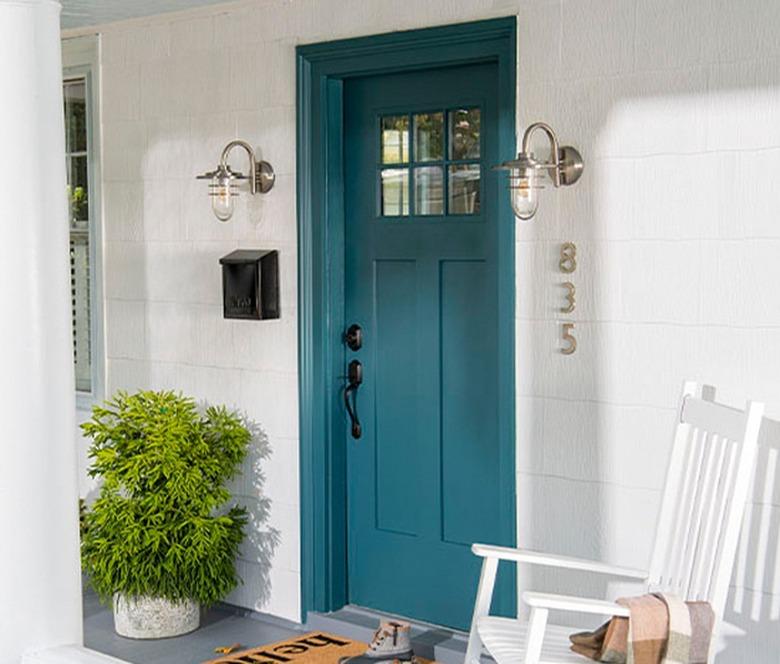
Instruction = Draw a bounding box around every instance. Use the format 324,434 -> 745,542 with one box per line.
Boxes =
204,631 -> 434,664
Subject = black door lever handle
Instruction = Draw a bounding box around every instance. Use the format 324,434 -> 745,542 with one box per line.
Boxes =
344,359 -> 362,439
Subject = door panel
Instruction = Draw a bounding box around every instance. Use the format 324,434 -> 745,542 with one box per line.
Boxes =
343,62 -> 512,630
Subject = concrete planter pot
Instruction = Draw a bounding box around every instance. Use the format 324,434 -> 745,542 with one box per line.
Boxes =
113,594 -> 200,639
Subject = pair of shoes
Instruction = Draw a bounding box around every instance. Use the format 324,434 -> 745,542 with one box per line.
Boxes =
340,621 -> 415,664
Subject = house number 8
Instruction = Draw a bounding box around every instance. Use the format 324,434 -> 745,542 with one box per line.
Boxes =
559,242 -> 577,273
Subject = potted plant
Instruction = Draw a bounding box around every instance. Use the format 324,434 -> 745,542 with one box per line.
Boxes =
80,390 -> 250,639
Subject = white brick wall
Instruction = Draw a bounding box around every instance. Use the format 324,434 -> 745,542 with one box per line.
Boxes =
70,0 -> 780,657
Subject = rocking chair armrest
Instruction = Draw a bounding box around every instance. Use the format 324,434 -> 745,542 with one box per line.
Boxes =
471,543 -> 648,580
522,591 -> 631,617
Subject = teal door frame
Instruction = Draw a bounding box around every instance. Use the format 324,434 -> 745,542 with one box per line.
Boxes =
296,17 -> 517,621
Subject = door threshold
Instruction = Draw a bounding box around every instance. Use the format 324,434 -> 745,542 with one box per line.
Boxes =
305,606 -> 492,664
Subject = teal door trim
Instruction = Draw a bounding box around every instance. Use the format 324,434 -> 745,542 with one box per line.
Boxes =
296,17 -> 517,621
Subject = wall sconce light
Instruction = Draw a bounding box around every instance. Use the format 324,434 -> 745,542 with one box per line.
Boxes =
196,140 -> 275,222
495,122 -> 583,221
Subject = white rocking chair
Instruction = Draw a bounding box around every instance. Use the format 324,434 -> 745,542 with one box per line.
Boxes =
465,381 -> 764,664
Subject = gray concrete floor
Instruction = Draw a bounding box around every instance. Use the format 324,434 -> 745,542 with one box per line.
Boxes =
83,589 -> 302,664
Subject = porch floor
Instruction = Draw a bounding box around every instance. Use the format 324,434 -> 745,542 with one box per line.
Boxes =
84,590 -> 477,664
83,589 -> 301,664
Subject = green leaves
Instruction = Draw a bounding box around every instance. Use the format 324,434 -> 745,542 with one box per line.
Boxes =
80,390 -> 251,607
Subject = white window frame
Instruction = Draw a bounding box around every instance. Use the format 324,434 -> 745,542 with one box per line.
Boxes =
62,35 -> 104,410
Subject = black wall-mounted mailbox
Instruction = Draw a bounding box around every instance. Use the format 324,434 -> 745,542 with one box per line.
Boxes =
219,250 -> 280,320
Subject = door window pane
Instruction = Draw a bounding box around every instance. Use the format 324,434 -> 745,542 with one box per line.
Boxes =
449,164 -> 480,215
381,168 -> 409,216
414,166 -> 444,215
450,108 -> 480,160
414,112 -> 444,162
381,116 -> 409,164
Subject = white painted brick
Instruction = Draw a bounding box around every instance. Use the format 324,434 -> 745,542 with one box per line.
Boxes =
239,370 -> 300,440
515,242 -> 553,320
105,358 -> 152,395
106,299 -> 146,360
632,154 -> 717,240
634,0 -> 709,71
702,240 -> 780,328
142,179 -> 184,242
620,240 -> 702,324
262,437 -> 300,508
235,107 -> 295,176
104,242 -> 148,300
145,302 -> 195,364
265,566 -> 300,622
143,115 -> 192,182
189,112 -> 238,173
517,396 -> 545,475
267,501 -> 301,573
517,1 -> 561,84
601,68 -> 708,158
102,120 -> 146,182
102,181 -> 144,242
100,63 -> 140,121
169,15 -> 215,55
559,0 -> 635,80
707,0 -> 780,64
706,60 -> 780,152
233,173 -> 297,247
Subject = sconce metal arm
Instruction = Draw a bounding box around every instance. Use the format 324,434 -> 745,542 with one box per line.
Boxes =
219,139 -> 275,195
521,122 -> 562,187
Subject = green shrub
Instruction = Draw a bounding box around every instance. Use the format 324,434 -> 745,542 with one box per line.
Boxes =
80,390 -> 250,607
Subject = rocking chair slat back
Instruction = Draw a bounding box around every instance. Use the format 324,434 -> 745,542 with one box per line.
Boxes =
647,382 -> 764,620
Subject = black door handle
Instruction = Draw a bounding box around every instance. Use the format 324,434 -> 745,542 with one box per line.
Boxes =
344,359 -> 362,439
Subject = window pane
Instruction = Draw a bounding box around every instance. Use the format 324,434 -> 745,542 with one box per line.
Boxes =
381,116 -> 409,164
67,156 -> 89,224
414,166 -> 444,215
70,232 -> 91,392
449,164 -> 480,215
63,80 -> 87,153
381,168 -> 409,216
414,112 -> 444,162
450,108 -> 480,160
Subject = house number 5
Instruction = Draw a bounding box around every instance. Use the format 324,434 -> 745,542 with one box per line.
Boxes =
561,323 -> 577,355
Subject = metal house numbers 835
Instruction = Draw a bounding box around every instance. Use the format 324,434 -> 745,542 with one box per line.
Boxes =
560,242 -> 577,355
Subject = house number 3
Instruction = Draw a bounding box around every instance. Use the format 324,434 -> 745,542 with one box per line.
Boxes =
559,243 -> 577,354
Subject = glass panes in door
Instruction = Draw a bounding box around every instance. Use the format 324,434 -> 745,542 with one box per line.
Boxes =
377,107 -> 481,217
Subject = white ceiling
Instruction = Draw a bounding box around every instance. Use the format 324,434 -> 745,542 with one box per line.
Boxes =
60,0 -> 232,30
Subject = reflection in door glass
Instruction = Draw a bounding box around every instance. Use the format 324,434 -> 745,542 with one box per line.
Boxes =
381,116 -> 409,164
449,164 -> 480,214
414,112 -> 444,162
414,166 -> 444,215
450,108 -> 480,160
381,168 -> 409,216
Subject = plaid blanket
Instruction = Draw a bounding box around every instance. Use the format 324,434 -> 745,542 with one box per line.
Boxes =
569,593 -> 714,664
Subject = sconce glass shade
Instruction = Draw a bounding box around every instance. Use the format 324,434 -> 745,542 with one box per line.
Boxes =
197,163 -> 244,223
497,153 -> 545,222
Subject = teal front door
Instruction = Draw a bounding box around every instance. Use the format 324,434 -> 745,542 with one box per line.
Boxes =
342,61 -> 514,630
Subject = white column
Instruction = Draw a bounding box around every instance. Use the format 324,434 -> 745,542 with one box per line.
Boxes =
0,1 -> 83,663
